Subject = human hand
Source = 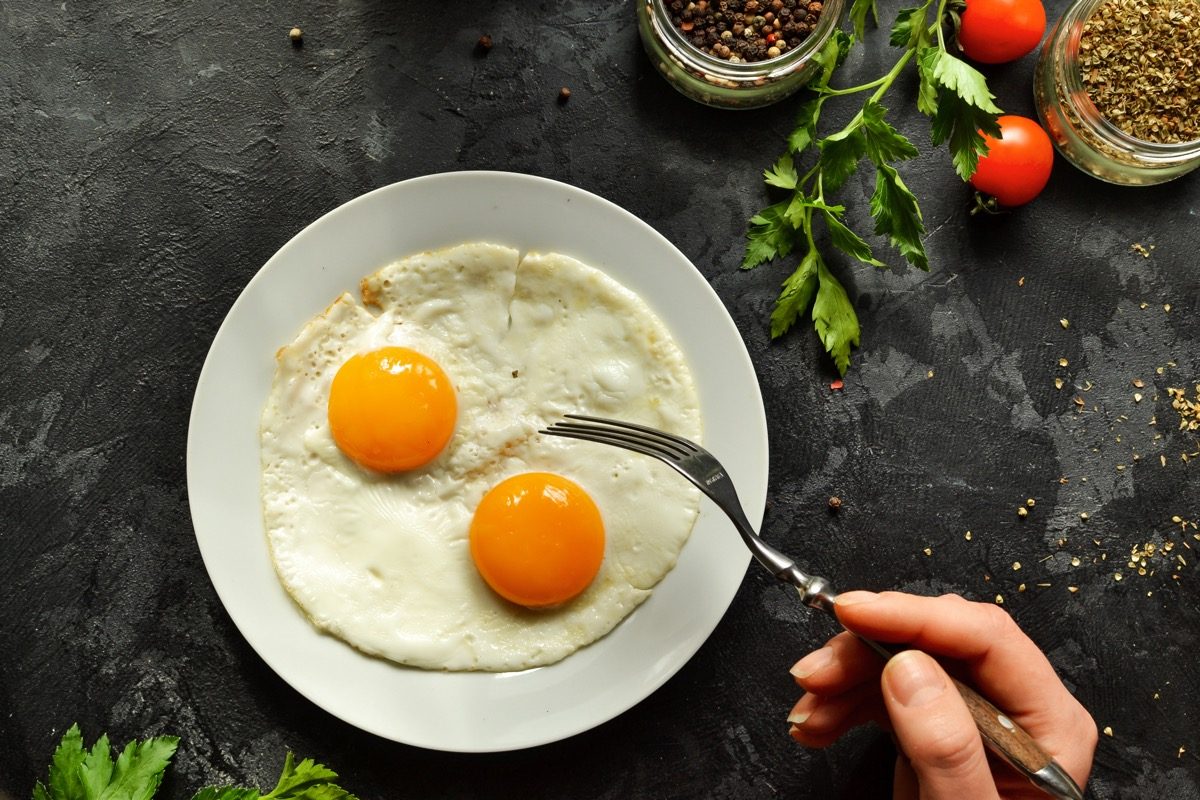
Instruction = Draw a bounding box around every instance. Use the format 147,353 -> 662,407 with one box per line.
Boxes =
787,591 -> 1096,799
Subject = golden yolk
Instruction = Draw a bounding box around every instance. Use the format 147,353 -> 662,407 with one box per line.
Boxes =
327,346 -> 456,472
470,473 -> 605,608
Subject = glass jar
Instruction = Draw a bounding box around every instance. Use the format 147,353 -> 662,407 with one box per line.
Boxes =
1033,0 -> 1200,185
637,0 -> 846,110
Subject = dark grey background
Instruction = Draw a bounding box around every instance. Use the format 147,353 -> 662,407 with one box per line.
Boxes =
1,1 -> 1197,798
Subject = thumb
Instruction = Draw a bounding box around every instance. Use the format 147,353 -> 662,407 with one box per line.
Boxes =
882,651 -> 1000,800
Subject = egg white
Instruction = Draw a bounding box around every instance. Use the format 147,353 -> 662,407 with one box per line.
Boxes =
260,243 -> 701,671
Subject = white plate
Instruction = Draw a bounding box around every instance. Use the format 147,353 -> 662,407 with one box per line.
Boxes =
187,171 -> 768,752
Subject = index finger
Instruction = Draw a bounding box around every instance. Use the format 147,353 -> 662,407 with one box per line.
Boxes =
834,591 -> 1097,784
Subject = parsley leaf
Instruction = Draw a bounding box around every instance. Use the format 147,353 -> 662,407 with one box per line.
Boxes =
763,153 -> 799,189
849,0 -> 879,40
742,201 -> 794,269
920,47 -> 1003,178
861,102 -> 919,165
818,127 -> 867,192
788,98 -> 824,153
770,248 -> 821,339
33,724 -> 179,800
889,6 -> 929,48
190,753 -> 358,800
812,260 -> 861,376
32,727 -> 359,800
824,208 -> 885,267
871,163 -> 928,271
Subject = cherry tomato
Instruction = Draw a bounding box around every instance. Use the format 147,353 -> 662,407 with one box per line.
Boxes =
956,0 -> 1047,64
969,115 -> 1054,207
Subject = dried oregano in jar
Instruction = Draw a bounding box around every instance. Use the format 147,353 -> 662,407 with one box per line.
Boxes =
1078,0 -> 1200,144
1034,0 -> 1200,184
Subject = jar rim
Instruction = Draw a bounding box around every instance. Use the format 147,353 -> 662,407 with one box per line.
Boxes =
646,0 -> 845,79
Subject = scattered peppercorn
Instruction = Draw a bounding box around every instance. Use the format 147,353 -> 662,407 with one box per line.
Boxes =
667,0 -> 821,63
476,34 -> 494,53
288,27 -> 303,46
827,496 -> 842,511
558,86 -> 572,103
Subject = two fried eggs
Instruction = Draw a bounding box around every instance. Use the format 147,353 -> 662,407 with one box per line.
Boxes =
260,243 -> 701,671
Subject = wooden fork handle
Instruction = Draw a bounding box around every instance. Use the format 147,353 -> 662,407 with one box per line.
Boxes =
949,676 -> 1083,800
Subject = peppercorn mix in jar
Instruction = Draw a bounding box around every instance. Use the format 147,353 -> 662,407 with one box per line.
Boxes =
637,0 -> 846,109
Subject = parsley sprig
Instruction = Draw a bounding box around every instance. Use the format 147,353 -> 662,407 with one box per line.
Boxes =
742,0 -> 1002,374
33,724 -> 358,800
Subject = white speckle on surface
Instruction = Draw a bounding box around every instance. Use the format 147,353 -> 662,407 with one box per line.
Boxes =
198,64 -> 224,79
363,111 -> 391,162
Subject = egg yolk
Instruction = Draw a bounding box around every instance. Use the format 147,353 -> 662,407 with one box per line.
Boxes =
327,346 -> 456,472
470,473 -> 605,608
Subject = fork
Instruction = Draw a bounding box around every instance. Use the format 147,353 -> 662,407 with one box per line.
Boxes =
541,414 -> 1083,800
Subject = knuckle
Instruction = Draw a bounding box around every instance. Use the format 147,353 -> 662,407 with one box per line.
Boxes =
909,725 -> 988,778
977,599 -> 1021,640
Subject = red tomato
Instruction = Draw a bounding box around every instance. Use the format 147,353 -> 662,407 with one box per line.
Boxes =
957,0 -> 1047,64
969,116 -> 1054,207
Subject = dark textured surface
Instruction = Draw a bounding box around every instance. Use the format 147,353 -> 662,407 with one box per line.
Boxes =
1,0 -> 1197,798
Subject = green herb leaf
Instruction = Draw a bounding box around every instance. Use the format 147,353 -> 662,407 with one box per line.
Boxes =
38,725 -> 87,800
849,0 -> 879,40
106,737 -> 182,800
33,724 -> 179,800
763,153 -> 799,189
925,48 -> 1001,115
813,30 -> 854,87
191,790 -> 260,800
770,248 -> 821,338
861,102 -> 919,164
870,163 -> 928,270
191,753 -> 358,800
788,98 -> 824,153
818,127 -> 867,192
823,209 -> 885,267
919,48 -> 1002,178
742,201 -> 794,269
889,6 -> 929,48
915,53 -> 940,115
812,261 -> 862,375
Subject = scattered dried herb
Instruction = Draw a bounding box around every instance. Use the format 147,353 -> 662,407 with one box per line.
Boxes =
1168,385 -> 1200,431
1079,0 -> 1200,143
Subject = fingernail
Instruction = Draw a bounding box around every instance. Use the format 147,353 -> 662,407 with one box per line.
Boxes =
787,709 -> 810,725
885,651 -> 946,708
790,646 -> 834,679
835,591 -> 879,606
788,724 -> 803,741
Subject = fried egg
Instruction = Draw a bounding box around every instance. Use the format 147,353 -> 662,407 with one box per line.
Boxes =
260,243 -> 700,671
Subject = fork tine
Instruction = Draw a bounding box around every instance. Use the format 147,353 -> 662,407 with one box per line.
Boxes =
561,413 -> 701,454
540,427 -> 678,463
545,421 -> 692,460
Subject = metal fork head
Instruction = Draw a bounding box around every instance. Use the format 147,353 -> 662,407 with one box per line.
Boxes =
539,414 -> 835,610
